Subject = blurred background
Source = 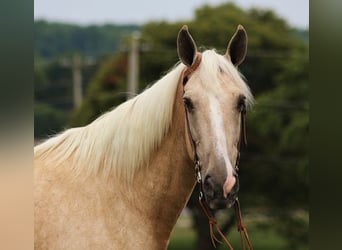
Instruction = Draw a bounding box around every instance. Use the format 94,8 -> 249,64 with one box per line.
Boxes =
34,0 -> 308,249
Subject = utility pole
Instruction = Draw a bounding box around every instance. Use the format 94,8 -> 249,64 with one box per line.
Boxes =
127,31 -> 140,100
61,54 -> 95,108
72,54 -> 82,107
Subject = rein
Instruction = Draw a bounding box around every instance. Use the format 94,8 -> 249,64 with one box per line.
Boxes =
182,53 -> 253,250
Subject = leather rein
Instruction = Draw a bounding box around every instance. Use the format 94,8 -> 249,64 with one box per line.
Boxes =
182,53 -> 253,250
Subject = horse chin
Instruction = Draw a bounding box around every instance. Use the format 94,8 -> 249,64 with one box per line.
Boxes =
206,193 -> 238,210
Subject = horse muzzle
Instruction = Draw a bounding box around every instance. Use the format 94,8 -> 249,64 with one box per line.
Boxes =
203,173 -> 239,209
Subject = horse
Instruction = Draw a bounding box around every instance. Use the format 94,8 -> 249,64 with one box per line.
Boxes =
34,25 -> 254,250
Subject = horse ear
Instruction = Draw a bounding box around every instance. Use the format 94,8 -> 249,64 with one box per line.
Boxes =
177,25 -> 198,67
225,25 -> 248,67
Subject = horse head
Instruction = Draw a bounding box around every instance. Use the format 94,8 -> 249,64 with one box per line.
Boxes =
177,25 -> 252,209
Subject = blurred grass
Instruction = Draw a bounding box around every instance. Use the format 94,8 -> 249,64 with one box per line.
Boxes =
168,226 -> 196,250
168,215 -> 292,250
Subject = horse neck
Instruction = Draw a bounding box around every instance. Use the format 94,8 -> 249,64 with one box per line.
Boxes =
126,79 -> 196,247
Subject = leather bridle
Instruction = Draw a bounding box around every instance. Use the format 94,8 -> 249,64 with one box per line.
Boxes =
182,53 -> 253,250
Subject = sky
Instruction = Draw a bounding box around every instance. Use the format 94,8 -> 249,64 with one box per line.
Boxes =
34,0 -> 309,29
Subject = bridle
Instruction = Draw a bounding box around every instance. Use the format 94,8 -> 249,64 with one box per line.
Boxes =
182,53 -> 253,250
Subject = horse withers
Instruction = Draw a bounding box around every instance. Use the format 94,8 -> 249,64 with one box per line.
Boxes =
34,25 -> 253,249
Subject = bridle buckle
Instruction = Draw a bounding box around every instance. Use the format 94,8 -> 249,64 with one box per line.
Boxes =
195,160 -> 201,183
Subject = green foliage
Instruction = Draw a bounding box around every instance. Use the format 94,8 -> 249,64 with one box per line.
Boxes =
239,43 -> 308,249
35,20 -> 139,59
34,59 -> 73,110
34,102 -> 67,138
34,54 -> 99,137
69,54 -> 128,126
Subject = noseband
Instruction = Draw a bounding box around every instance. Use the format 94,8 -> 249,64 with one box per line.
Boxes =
182,53 -> 252,250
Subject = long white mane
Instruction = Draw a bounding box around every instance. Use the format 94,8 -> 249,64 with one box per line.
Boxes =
34,50 -> 253,182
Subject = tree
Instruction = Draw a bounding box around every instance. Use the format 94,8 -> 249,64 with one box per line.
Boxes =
34,102 -> 67,138
244,45 -> 309,249
35,20 -> 139,59
69,53 -> 128,126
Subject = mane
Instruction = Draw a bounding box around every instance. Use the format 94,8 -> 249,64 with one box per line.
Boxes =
34,49 -> 253,183
35,63 -> 186,182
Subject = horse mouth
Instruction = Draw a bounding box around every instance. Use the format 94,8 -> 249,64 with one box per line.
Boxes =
206,192 -> 238,210
202,176 -> 240,210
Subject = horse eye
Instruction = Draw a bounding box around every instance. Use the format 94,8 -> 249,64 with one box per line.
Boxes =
183,97 -> 194,112
237,95 -> 246,112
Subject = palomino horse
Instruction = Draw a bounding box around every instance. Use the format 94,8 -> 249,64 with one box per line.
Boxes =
34,25 -> 253,249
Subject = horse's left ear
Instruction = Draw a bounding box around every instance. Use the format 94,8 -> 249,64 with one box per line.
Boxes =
225,25 -> 248,67
177,25 -> 198,67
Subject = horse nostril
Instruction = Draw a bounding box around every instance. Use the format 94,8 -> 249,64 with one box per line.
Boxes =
204,175 -> 216,193
204,175 -> 212,188
203,175 -> 216,199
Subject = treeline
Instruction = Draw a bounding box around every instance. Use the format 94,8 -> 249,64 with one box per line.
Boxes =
34,20 -> 307,61
35,20 -> 140,59
34,21 -> 140,137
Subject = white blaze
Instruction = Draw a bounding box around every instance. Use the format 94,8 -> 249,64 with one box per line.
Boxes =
209,96 -> 236,198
